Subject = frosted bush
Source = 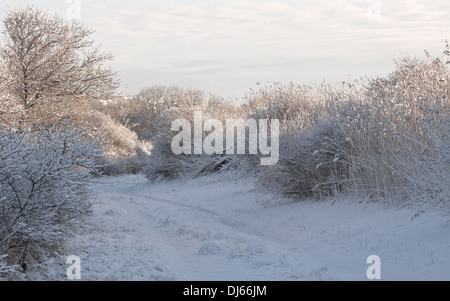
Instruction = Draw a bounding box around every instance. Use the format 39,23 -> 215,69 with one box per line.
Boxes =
342,52 -> 450,205
260,119 -> 350,199
142,87 -> 248,180
0,121 -> 102,272
0,255 -> 21,279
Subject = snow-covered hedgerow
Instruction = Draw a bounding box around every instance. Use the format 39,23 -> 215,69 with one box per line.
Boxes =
0,121 -> 102,274
245,82 -> 358,199
253,50 -> 449,207
341,53 -> 450,206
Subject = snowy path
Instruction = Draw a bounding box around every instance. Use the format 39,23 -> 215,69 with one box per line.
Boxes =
38,174 -> 450,280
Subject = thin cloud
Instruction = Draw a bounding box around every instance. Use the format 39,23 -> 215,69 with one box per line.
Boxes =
0,0 -> 448,98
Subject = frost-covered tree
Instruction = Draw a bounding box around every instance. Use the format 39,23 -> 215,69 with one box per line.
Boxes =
0,6 -> 119,114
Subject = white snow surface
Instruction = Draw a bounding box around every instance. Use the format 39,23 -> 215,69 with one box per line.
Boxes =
30,174 -> 450,281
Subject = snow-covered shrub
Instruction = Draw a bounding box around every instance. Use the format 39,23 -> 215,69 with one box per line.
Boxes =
0,255 -> 21,280
99,96 -> 152,141
244,82 -> 327,131
102,86 -> 245,140
0,121 -> 102,271
342,52 -> 450,206
101,87 -> 207,141
244,81 -> 356,199
145,136 -> 252,181
85,111 -> 153,176
260,119 -> 350,199
96,143 -> 151,176
90,111 -> 140,158
143,87 -> 248,180
388,117 -> 449,207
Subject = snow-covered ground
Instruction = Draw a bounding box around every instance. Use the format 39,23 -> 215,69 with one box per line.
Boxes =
30,174 -> 449,281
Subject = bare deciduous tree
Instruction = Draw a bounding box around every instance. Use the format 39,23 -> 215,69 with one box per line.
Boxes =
0,6 -> 119,112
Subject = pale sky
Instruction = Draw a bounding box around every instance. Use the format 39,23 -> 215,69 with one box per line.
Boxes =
1,0 -> 449,100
